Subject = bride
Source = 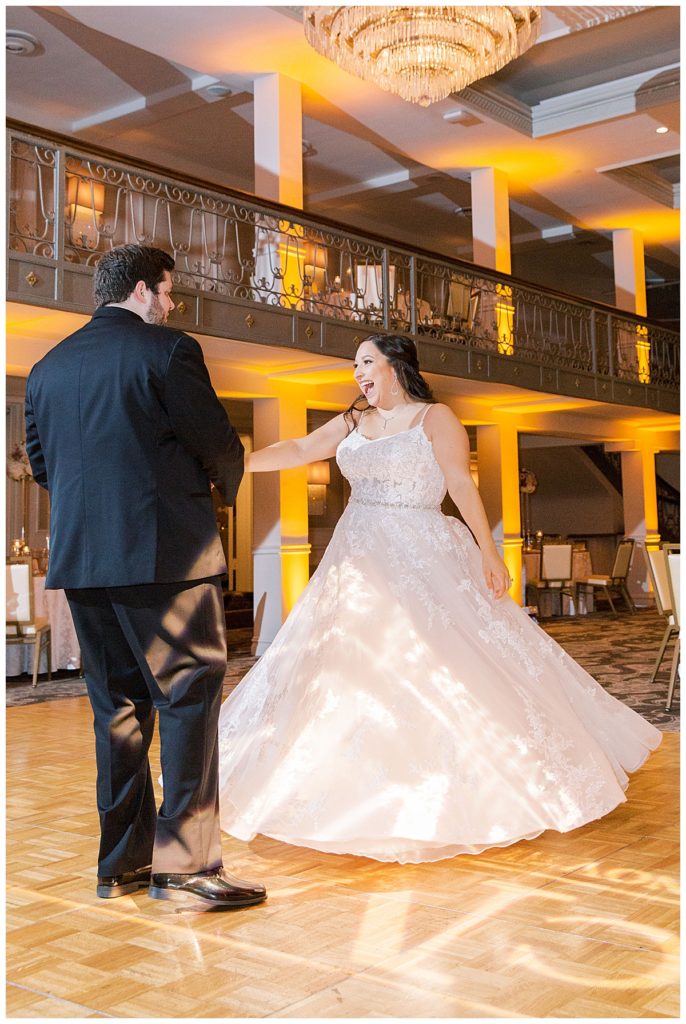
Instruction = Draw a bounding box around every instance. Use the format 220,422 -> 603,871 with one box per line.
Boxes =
217,334 -> 661,864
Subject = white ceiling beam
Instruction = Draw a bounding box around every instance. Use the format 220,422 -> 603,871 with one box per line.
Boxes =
72,96 -> 146,131
307,169 -> 412,204
601,166 -> 678,209
537,6 -> 650,43
596,150 -> 680,210
508,224 -> 585,250
460,64 -> 679,139
531,64 -> 679,138
597,149 -> 679,173
541,224 -> 577,241
267,360 -> 352,380
70,73 -> 218,132
635,427 -> 680,451
190,74 -> 221,93
457,85 -> 532,136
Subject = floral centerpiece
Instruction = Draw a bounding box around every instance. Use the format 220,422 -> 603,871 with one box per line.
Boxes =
7,441 -> 34,554
7,441 -> 33,482
519,468 -> 538,548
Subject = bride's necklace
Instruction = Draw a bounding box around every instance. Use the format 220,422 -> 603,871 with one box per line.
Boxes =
376,406 -> 402,431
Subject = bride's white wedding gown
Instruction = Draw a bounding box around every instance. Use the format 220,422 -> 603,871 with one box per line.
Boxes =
217,415 -> 661,863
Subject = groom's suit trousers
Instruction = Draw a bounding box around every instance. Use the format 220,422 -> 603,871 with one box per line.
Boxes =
66,577 -> 227,876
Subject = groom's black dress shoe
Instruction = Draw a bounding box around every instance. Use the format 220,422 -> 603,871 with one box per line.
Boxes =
96,865 -> 152,898
149,868 -> 267,908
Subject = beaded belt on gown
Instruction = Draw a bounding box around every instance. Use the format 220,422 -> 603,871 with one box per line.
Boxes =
349,496 -> 441,511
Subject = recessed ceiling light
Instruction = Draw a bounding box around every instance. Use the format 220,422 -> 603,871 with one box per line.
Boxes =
6,29 -> 42,56
656,126 -> 669,134
206,83 -> 232,98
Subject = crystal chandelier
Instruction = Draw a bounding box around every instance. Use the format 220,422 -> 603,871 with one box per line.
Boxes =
303,6 -> 542,107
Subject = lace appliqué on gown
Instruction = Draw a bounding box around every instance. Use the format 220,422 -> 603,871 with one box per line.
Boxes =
217,420 -> 662,863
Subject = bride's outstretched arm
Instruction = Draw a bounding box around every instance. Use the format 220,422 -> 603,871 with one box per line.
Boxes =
426,404 -> 511,599
246,412 -> 350,472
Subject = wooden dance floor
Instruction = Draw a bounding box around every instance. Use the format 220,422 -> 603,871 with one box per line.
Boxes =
7,696 -> 679,1018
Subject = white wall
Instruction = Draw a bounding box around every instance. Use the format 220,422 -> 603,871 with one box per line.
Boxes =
523,446 -> 624,537
655,451 -> 680,492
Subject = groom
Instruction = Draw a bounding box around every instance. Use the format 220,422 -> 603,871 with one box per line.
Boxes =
25,244 -> 266,909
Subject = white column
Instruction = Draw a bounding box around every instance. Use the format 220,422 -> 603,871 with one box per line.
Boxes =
612,228 -> 647,315
470,167 -> 511,273
470,168 -> 514,352
619,445 -> 660,607
234,435 -> 253,593
253,73 -> 303,208
251,395 -> 310,654
476,422 -> 522,604
612,229 -> 650,382
252,74 -> 305,309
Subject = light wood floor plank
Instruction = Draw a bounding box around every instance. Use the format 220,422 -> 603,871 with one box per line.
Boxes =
7,695 -> 679,1018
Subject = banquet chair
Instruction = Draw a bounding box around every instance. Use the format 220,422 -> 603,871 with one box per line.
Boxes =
663,544 -> 680,711
6,557 -> 51,688
576,538 -> 635,616
447,280 -> 479,331
645,545 -> 679,705
527,542 -> 574,616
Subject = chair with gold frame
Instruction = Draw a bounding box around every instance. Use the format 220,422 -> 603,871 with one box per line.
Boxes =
6,556 -> 52,688
576,538 -> 635,616
527,541 -> 575,617
646,543 -> 680,709
663,543 -> 680,711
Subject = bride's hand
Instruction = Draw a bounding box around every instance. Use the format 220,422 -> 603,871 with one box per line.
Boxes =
482,550 -> 511,599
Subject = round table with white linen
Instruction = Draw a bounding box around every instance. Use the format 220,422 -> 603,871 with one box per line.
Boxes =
6,576 -> 81,676
523,548 -> 594,615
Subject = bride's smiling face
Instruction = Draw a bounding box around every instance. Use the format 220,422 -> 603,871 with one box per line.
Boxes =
353,341 -> 397,406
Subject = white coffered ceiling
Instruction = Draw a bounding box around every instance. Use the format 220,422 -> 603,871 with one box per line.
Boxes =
5,4 -> 680,320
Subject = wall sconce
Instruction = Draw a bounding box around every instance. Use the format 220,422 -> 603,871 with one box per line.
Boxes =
66,175 -> 105,246
307,460 -> 330,515
304,245 -> 328,294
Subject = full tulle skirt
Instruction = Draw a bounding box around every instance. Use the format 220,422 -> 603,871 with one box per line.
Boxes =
217,504 -> 661,863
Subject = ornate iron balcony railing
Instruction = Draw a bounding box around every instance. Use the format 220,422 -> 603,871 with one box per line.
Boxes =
7,122 -> 679,412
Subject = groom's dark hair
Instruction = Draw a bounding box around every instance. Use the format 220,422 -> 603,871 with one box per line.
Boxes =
94,245 -> 175,308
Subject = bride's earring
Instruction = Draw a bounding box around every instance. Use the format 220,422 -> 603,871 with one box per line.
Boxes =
391,376 -> 400,396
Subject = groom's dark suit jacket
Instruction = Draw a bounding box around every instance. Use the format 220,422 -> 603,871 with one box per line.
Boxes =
25,305 -> 244,589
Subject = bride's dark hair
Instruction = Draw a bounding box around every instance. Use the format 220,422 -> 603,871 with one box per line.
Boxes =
344,334 -> 435,431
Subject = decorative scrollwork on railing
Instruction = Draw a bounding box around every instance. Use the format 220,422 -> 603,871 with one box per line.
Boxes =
58,154 -> 397,321
412,259 -> 598,370
611,315 -> 679,389
8,139 -> 56,258
7,125 -> 679,396
509,287 -> 594,372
